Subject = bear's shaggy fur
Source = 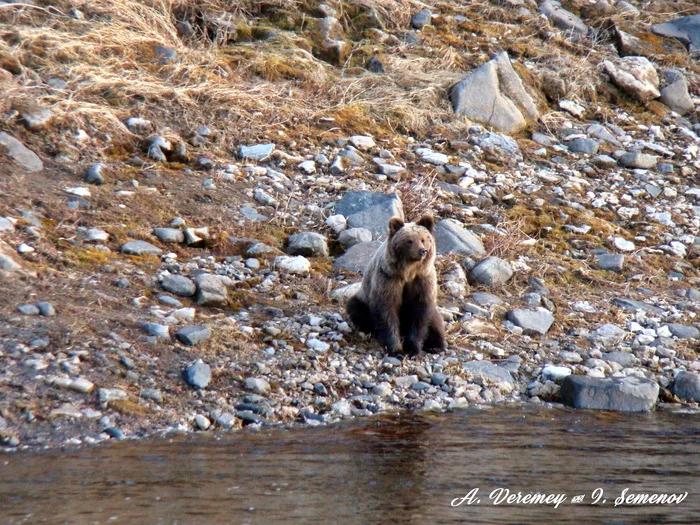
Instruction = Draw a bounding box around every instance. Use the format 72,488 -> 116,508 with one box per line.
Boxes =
346,214 -> 446,356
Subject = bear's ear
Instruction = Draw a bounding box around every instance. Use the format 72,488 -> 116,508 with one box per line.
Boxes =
388,217 -> 405,236
416,214 -> 435,233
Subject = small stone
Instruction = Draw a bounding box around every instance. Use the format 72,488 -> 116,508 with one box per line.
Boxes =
542,365 -> 571,383
618,151 -> 657,169
568,138 -> 598,155
416,148 -> 449,166
194,414 -> 211,430
325,214 -> 347,234
411,8 -> 432,29
176,325 -> 212,346
462,360 -> 514,393
17,304 -> 40,315
125,117 -> 151,134
589,324 -> 627,347
36,302 -> 56,316
349,135 -> 375,151
184,359 -> 211,389
85,163 -> 104,185
161,274 -> 196,296
671,371 -> 700,402
506,308 -> 554,335
98,388 -> 128,404
153,228 -> 185,244
298,160 -> 316,174
612,237 -> 635,252
193,274 -> 228,306
238,143 -> 275,161
70,378 -> 95,393
103,427 -> 125,439
595,253 -> 624,272
469,256 -> 513,287
434,219 -> 486,257
244,377 -> 271,395
287,232 -> 329,257
120,240 -> 162,256
216,413 -> 236,428
21,106 -> 53,131
139,322 -> 170,339
273,255 -> 311,275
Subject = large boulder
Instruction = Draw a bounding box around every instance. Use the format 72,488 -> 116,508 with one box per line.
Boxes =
561,375 -> 659,412
671,371 -> 700,402
334,241 -> 381,274
660,80 -> 694,115
652,14 -> 700,56
603,57 -> 660,102
434,219 -> 485,257
449,52 -> 539,134
335,191 -> 404,239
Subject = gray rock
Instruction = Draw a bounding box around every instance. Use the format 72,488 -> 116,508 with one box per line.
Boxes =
618,151 -> 657,169
36,302 -> 56,316
367,56 -> 385,73
158,295 -> 183,307
539,0 -> 588,36
595,253 -> 624,272
338,227 -> 373,247
463,360 -> 514,393
139,322 -> 170,339
0,217 -> 14,233
604,57 -> 660,102
216,413 -> 236,428
587,124 -> 621,146
348,135 -> 375,151
589,324 -> 627,347
98,388 -> 128,405
561,375 -> 659,412
591,155 -> 617,168
184,359 -> 211,389
333,241 -> 381,274
193,274 -> 228,306
0,132 -> 43,172
411,8 -> 432,29
434,219 -> 486,257
335,191 -> 404,239
239,207 -> 268,222
120,240 -> 162,256
602,351 -> 637,367
238,143 -> 275,161
449,52 -> 539,134
473,132 -> 522,164
612,298 -> 665,315
153,228 -> 184,244
161,274 -> 196,297
21,106 -> 53,131
652,14 -> 700,56
568,138 -> 598,155
469,256 -> 513,287
471,292 -> 503,306
154,45 -> 177,65
273,255 -> 311,274
244,377 -> 271,395
660,80 -> 694,115
663,324 -> 699,340
671,371 -> 700,402
506,308 -> 554,335
79,228 -> 109,243
17,304 -> 40,315
176,325 -> 212,346
85,163 -> 104,185
124,117 -> 151,134
287,232 -> 329,257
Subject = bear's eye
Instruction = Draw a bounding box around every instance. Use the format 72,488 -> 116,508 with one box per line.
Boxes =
407,240 -> 413,245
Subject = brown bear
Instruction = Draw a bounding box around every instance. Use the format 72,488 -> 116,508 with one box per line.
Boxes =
346,214 -> 446,356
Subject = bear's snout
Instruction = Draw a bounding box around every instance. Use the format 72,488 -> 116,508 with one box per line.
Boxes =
418,248 -> 428,258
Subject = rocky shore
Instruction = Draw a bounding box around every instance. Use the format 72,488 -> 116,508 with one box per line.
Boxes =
0,0 -> 698,449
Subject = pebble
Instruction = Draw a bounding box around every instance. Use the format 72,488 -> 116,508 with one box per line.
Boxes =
184,360 -> 212,389
176,325 -> 212,346
244,377 -> 271,394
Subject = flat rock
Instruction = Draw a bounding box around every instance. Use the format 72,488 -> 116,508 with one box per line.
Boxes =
506,308 -> 554,335
238,143 -> 275,161
161,274 -> 196,296
0,217 -> 14,233
434,219 -> 486,257
36,302 -> 55,316
612,298 -> 665,315
415,148 -> 449,166
21,106 -> 53,131
462,360 -> 514,394
471,292 -> 504,306
671,371 -> 700,402
139,322 -> 170,339
0,132 -> 43,172
603,57 -> 660,102
595,253 -> 624,272
85,163 -> 104,185
539,0 -> 588,35
331,282 -> 362,301
153,228 -> 184,244
184,359 -> 211,389
273,255 -> 311,274
338,227 -> 372,247
663,324 -> 699,340
411,8 -> 432,29
602,351 -> 637,367
568,138 -> 598,155
17,304 -> 40,315
176,325 -> 212,346
244,377 -> 271,395
561,375 -> 659,412
120,240 -> 162,256
287,232 -> 329,257
473,132 -> 522,164
193,274 -> 228,306
348,135 -> 375,150
618,151 -> 657,169
449,52 -> 539,134
333,241 -> 381,274
469,256 -> 513,287
79,228 -> 109,243
589,323 -> 627,347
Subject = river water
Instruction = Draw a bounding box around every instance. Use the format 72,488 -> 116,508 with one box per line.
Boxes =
1,404 -> 698,524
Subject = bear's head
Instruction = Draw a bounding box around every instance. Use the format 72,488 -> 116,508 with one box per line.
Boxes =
388,215 -> 435,264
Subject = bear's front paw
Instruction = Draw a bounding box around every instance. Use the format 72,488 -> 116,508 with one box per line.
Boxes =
402,338 -> 422,357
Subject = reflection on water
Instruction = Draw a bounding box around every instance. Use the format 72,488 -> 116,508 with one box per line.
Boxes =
1,404 -> 698,524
